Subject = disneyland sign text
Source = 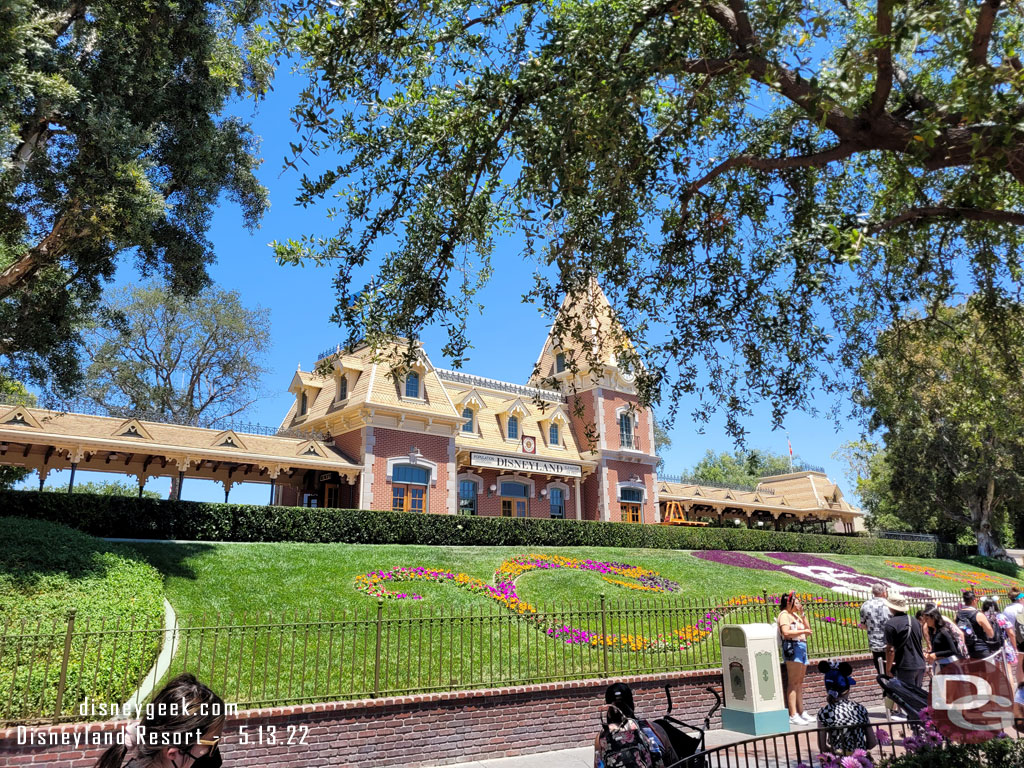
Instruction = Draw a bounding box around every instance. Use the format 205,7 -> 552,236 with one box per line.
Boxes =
469,453 -> 583,478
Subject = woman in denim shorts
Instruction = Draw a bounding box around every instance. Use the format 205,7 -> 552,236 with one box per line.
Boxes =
778,591 -> 814,726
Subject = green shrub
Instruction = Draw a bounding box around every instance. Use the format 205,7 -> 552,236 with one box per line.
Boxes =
960,553 -> 1020,578
0,517 -> 165,722
0,489 -> 956,557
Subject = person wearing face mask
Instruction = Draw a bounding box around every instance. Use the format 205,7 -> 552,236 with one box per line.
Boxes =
94,674 -> 224,768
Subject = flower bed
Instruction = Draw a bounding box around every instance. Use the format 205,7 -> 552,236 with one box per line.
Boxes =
885,561 -> 1021,593
355,555 -> 733,652
693,551 -> 945,600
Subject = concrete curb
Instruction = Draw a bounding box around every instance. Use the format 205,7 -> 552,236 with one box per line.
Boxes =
119,598 -> 179,717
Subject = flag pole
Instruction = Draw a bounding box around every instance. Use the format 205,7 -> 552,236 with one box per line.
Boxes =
787,432 -> 793,471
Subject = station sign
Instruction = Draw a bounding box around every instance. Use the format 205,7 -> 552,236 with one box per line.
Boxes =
469,452 -> 582,478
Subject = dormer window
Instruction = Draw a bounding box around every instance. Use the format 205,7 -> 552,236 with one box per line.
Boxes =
462,407 -> 475,433
555,352 -> 566,373
338,375 -> 348,401
405,370 -> 420,398
300,391 -> 308,416
507,415 -> 519,440
549,423 -> 559,446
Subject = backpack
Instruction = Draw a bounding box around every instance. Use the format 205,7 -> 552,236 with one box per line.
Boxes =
1014,612 -> 1024,652
957,608 -> 1002,657
597,707 -> 663,768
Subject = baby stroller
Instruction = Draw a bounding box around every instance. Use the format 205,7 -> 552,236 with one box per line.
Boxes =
658,685 -> 721,768
876,674 -> 929,723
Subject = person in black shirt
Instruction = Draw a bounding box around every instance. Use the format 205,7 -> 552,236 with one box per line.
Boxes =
921,606 -> 960,667
956,590 -> 999,660
883,594 -> 926,688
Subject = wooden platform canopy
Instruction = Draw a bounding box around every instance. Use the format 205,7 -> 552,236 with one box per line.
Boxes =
657,471 -> 864,533
0,403 -> 362,501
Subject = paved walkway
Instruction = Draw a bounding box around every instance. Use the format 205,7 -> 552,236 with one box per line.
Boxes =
425,706 -> 902,768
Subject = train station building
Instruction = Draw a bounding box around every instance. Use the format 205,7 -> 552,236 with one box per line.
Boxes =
0,284 -> 863,531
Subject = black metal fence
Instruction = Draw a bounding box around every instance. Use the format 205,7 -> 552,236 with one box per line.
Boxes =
1,590 -> 945,725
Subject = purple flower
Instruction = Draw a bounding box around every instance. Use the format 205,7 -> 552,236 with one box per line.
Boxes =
874,728 -> 891,746
692,551 -> 783,570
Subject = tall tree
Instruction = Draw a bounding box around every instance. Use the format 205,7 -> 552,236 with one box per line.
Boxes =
857,299 -> 1024,559
653,420 -> 672,471
267,0 -> 1024,436
0,0 -> 269,393
685,448 -> 793,489
81,282 -> 271,426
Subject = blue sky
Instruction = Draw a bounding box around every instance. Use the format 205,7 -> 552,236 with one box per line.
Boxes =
25,69 -> 863,504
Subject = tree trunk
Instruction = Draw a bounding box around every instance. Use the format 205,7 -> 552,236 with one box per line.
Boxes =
972,477 -> 1011,561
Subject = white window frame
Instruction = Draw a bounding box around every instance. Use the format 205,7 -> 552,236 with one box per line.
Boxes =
546,480 -> 571,519
386,455 -> 438,486
616,406 -> 638,450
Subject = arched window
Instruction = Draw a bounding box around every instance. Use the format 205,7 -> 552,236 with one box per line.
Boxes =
405,371 -> 420,398
555,352 -> 566,373
392,464 -> 429,513
507,415 -> 519,440
500,481 -> 529,518
618,412 -> 634,449
338,375 -> 348,400
299,391 -> 308,416
549,488 -> 565,519
549,423 -> 559,446
462,407 -> 475,433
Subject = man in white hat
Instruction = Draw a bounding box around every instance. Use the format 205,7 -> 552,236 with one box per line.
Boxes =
883,593 -> 926,690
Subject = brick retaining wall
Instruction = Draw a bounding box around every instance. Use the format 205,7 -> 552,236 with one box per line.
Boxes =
0,656 -> 877,768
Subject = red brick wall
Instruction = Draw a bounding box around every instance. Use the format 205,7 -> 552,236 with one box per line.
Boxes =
370,429 -> 453,515
569,391 -> 599,453
581,472 -> 601,521
598,390 -> 650,455
332,429 -> 364,464
604,460 -> 658,525
466,469 -> 570,519
0,657 -> 879,768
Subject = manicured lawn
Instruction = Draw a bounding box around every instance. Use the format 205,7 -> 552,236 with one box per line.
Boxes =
121,542 -> 1021,619
121,542 -> 825,617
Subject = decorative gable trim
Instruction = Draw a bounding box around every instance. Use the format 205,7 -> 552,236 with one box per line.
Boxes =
296,440 -> 328,459
113,419 -> 154,440
457,389 -> 486,411
0,406 -> 42,429
212,430 -> 248,451
503,398 -> 530,419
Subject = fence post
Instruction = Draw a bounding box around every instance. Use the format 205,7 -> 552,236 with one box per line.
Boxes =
762,589 -> 770,623
600,594 -> 609,679
54,609 -> 76,718
373,600 -> 384,697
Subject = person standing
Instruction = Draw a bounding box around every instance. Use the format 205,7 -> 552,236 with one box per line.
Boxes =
778,591 -> 814,726
1004,591 -> 1024,622
858,584 -> 891,674
921,606 -> 961,668
956,590 -> 999,660
883,593 -> 926,689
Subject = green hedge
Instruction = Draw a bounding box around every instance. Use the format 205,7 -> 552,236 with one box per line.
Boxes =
0,489 -> 959,557
961,554 -> 1020,578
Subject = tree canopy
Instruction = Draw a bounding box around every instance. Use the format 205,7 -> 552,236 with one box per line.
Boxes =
267,0 -> 1024,437
80,281 -> 271,426
857,299 -> 1024,558
0,0 -> 269,393
684,448 -> 793,489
